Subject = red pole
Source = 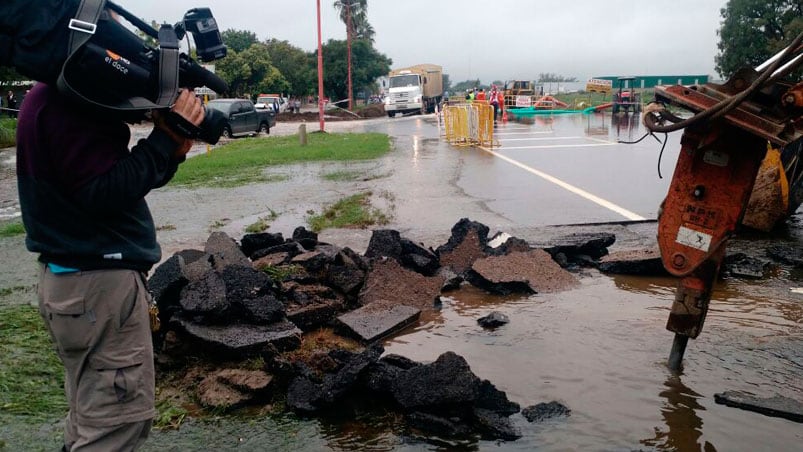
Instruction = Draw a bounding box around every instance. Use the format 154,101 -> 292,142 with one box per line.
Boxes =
347,1 -> 353,111
316,0 -> 325,132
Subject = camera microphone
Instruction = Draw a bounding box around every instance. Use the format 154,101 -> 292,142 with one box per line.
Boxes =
179,57 -> 228,94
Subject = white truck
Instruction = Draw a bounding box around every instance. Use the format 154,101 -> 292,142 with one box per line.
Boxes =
384,64 -> 443,117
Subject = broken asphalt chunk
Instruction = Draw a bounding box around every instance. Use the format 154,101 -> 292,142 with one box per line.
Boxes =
714,391 -> 803,423
336,304 -> 420,343
467,249 -> 579,295
598,248 -> 667,276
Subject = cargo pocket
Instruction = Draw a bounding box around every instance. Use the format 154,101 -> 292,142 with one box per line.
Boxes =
43,296 -> 93,355
78,350 -> 151,426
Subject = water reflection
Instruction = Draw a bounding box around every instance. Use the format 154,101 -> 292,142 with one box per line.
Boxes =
613,274 -> 677,298
508,113 -> 556,130
316,407 -> 406,451
640,376 -> 717,452
314,397 -> 484,451
612,112 -> 641,141
585,112 -> 610,137
441,285 -> 525,315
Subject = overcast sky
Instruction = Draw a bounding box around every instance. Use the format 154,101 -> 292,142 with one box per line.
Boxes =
113,0 -> 729,82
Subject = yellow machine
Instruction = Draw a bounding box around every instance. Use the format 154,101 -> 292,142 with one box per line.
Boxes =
503,80 -> 535,109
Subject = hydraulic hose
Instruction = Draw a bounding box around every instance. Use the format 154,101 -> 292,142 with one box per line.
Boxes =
644,30 -> 803,134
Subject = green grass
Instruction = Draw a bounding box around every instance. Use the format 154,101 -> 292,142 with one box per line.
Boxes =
0,305 -> 67,420
0,118 -> 16,148
322,170 -> 366,182
0,221 -> 24,238
245,210 -> 278,234
171,132 -> 391,188
257,263 -> 303,281
153,399 -> 188,430
323,170 -> 392,182
0,286 -> 28,297
306,192 -> 390,233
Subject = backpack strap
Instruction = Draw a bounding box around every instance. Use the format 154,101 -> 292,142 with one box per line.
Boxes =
66,0 -> 105,55
155,24 -> 179,106
58,0 -> 180,111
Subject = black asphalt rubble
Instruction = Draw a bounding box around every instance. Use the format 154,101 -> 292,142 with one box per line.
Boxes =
147,217 -> 791,440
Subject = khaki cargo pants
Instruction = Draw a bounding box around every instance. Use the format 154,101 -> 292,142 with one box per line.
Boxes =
38,266 -> 156,451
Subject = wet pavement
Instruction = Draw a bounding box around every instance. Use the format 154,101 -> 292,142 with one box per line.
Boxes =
1,112 -> 802,451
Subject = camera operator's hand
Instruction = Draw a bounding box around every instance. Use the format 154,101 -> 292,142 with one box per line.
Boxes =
171,88 -> 205,126
153,89 -> 205,159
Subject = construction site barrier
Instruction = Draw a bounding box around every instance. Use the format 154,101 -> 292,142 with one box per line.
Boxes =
443,102 -> 495,148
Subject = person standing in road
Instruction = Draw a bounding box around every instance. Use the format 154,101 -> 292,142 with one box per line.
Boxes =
475,88 -> 486,103
6,90 -> 17,118
496,88 -> 505,122
17,84 -> 204,451
489,85 -> 500,122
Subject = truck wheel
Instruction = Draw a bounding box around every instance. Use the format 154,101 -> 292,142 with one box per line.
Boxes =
222,126 -> 232,139
259,122 -> 269,134
387,111 -> 395,118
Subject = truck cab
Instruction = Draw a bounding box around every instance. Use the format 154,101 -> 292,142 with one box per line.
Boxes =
384,64 -> 443,117
385,72 -> 425,117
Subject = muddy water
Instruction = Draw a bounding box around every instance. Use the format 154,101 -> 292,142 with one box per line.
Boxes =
384,277 -> 801,451
134,271 -> 801,452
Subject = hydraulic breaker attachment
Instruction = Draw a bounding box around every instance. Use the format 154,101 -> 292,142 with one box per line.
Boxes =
644,31 -> 803,371
658,125 -> 766,370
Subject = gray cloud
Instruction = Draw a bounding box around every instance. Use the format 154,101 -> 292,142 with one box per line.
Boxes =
114,0 -> 727,82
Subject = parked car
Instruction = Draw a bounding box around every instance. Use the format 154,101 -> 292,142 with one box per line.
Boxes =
206,98 -> 275,138
256,94 -> 288,113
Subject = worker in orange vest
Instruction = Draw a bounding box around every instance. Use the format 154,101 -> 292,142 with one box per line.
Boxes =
489,84 -> 501,122
475,88 -> 486,102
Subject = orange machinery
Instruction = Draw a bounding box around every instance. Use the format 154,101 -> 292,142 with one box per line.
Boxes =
644,32 -> 803,371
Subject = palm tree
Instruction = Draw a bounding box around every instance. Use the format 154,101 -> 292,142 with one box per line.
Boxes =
333,0 -> 371,110
333,0 -> 372,41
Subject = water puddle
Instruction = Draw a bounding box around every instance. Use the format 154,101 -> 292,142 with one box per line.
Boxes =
135,270 -> 802,451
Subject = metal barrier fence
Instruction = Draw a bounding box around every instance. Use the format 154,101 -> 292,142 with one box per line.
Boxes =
0,107 -> 19,118
442,102 -> 495,147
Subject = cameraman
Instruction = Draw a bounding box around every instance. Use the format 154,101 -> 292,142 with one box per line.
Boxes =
17,84 -> 203,451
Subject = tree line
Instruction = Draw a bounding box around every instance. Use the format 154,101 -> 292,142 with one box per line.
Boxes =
0,1 -> 799,97
216,30 -> 391,102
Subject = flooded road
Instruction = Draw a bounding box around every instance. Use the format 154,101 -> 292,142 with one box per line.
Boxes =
143,112 -> 801,451
2,111 -> 802,451
465,112 -> 681,225
136,270 -> 801,451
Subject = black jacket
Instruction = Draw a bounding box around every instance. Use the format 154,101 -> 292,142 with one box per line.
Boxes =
16,83 -> 182,271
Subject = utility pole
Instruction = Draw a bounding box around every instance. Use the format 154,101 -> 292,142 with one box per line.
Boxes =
346,1 -> 353,111
316,0 -> 325,132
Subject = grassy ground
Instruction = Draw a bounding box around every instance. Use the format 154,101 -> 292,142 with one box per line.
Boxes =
171,132 -> 391,188
0,221 -> 25,238
307,192 -> 390,232
0,304 -> 67,421
0,118 -> 16,148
